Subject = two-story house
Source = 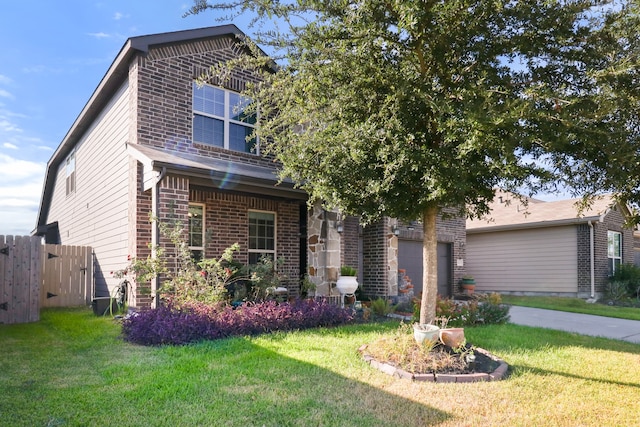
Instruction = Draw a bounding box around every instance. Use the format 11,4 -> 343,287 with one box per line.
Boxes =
34,25 -> 467,310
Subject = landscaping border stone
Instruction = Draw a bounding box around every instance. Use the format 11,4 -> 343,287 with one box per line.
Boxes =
358,345 -> 508,383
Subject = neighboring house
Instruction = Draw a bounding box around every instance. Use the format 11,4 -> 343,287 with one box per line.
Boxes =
466,190 -> 634,298
34,25 -> 467,309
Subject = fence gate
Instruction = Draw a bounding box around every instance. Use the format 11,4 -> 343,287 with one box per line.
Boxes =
0,235 -> 41,324
41,244 -> 93,309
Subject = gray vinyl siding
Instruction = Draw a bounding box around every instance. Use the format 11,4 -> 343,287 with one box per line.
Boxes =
46,81 -> 130,296
466,226 -> 578,294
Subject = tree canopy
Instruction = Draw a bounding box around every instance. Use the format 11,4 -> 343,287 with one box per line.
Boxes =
188,0 -> 640,323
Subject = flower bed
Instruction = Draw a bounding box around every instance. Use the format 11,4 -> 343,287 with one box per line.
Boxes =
121,299 -> 354,346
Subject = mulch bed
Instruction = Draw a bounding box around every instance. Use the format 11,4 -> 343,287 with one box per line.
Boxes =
359,344 -> 509,383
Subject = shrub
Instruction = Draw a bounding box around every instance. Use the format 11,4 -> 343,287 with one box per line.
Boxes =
606,280 -> 630,301
435,296 -> 479,327
610,263 -> 640,298
477,293 -> 510,324
412,293 -> 510,326
370,298 -> 397,317
121,299 -> 354,346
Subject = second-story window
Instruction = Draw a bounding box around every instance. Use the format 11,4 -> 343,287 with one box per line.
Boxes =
192,83 -> 257,154
65,151 -> 76,196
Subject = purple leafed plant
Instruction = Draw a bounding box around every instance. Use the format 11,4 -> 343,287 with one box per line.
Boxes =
121,299 -> 354,346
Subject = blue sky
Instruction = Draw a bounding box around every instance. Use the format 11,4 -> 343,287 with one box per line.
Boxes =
0,1 -> 248,235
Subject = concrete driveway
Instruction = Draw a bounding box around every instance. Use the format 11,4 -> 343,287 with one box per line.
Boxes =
508,305 -> 640,344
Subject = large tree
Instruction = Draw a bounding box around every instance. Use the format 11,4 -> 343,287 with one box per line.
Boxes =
188,0 -> 640,324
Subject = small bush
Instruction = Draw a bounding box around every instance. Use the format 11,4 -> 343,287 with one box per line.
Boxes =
477,294 -> 510,324
121,299 -> 355,346
370,298 -> 397,317
413,293 -> 510,326
606,280 -> 630,301
610,263 -> 640,299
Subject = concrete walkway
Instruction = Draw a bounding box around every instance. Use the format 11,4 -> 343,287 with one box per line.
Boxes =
508,305 -> 640,344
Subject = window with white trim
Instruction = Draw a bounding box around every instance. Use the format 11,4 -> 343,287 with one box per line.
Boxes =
189,203 -> 205,261
65,151 -> 76,196
608,230 -> 622,276
192,82 -> 257,153
248,211 -> 276,265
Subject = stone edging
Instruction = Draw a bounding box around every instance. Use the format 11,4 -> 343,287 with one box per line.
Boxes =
358,345 -> 509,383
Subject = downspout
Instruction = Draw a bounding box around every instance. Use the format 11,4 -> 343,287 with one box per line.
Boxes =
588,220 -> 595,298
151,166 -> 167,308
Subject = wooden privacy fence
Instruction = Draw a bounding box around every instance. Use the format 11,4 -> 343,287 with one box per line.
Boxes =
41,243 -> 93,309
0,235 -> 41,324
0,235 -> 93,324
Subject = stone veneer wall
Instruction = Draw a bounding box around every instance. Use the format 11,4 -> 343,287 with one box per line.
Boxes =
307,203 -> 342,296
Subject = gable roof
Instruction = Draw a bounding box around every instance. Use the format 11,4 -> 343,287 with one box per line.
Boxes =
34,25 -> 260,234
467,190 -> 624,233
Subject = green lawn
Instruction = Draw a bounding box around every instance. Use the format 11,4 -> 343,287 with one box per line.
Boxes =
2,307 -> 640,426
501,295 -> 640,321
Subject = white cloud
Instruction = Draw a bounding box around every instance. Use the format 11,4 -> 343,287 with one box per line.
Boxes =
0,119 -> 21,133
0,154 -> 45,235
0,89 -> 14,99
113,12 -> 129,20
0,74 -> 11,85
3,142 -> 17,149
87,32 -> 112,39
0,153 -> 44,180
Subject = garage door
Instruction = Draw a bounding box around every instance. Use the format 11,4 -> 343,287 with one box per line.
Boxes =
398,240 -> 452,297
466,226 -> 577,293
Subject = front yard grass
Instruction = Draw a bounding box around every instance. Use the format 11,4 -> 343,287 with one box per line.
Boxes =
501,294 -> 640,321
2,307 -> 640,426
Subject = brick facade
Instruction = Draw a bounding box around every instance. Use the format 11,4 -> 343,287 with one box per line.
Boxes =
84,27 -> 470,308
396,208 -> 467,295
130,36 -> 274,170
189,188 -> 302,293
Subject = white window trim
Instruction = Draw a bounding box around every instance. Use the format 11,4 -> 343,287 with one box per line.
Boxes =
608,230 -> 622,275
248,210 -> 277,263
188,203 -> 206,254
65,150 -> 76,196
192,82 -> 259,154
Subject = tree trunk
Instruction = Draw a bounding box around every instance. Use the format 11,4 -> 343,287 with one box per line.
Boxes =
419,205 -> 438,325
